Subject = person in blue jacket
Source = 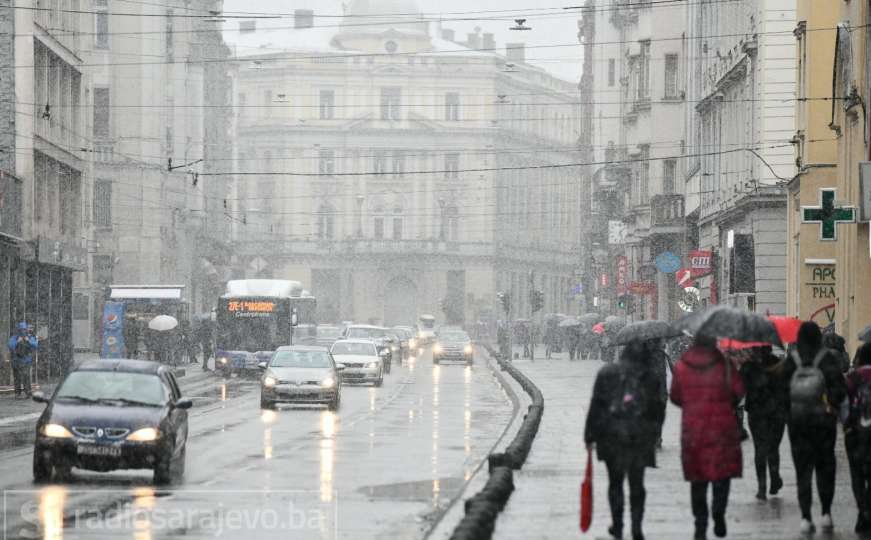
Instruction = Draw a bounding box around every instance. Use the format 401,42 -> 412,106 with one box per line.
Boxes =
7,322 -> 38,398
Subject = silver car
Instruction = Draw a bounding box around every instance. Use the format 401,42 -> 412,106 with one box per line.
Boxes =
330,340 -> 385,387
259,346 -> 342,410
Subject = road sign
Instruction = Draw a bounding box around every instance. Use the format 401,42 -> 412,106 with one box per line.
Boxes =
676,268 -> 694,289
679,287 -> 701,312
655,251 -> 681,274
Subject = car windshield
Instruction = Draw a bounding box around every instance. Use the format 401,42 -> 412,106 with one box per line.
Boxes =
441,333 -> 469,342
347,328 -> 384,339
271,350 -> 332,368
331,342 -> 376,356
56,371 -> 168,406
317,327 -> 342,339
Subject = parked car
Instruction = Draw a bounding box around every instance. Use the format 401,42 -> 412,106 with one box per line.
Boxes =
259,346 -> 342,411
341,325 -> 394,373
433,330 -> 474,366
32,359 -> 191,485
330,340 -> 385,387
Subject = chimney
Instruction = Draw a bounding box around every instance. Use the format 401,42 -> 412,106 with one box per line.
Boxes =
467,33 -> 481,50
239,20 -> 256,33
441,28 -> 455,42
294,9 -> 314,29
482,33 -> 495,51
506,42 -> 526,63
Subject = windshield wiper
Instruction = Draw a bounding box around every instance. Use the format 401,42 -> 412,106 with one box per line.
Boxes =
57,395 -> 100,404
98,397 -> 159,407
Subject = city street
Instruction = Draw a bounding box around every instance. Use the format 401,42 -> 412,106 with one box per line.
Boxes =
0,348 -> 513,539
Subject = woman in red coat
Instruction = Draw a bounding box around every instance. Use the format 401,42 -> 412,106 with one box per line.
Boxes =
671,335 -> 746,540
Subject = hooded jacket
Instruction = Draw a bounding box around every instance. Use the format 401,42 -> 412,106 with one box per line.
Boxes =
739,349 -> 792,420
7,332 -> 38,365
670,345 -> 745,482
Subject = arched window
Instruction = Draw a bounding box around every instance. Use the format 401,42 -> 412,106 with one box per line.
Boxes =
316,204 -> 335,239
445,205 -> 459,242
392,207 -> 403,240
373,205 -> 385,239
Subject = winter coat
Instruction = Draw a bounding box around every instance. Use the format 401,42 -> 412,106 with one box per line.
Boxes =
844,366 -> 871,457
585,354 -> 665,468
650,348 -> 670,402
7,333 -> 38,365
670,345 -> 745,482
738,350 -> 791,421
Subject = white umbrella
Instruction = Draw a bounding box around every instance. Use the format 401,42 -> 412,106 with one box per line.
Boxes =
148,315 -> 178,332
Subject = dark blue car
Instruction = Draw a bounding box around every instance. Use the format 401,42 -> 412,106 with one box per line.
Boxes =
32,359 -> 191,484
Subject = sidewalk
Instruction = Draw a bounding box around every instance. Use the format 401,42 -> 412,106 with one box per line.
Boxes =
494,349 -> 860,540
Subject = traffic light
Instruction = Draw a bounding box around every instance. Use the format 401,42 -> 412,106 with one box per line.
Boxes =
530,290 -> 544,313
617,294 -> 635,312
497,291 -> 511,315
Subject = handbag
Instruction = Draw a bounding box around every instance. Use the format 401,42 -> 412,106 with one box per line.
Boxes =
580,449 -> 593,532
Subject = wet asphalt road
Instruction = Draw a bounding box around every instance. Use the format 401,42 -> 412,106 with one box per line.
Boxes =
0,347 -> 513,539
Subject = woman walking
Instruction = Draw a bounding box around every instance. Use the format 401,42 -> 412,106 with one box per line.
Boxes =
671,335 -> 745,540
738,345 -> 791,500
846,343 -> 871,533
584,341 -> 665,540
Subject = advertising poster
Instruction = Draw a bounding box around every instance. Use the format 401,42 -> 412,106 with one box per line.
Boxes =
100,301 -> 126,359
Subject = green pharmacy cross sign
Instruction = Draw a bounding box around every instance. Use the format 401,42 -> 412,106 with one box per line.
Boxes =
802,189 -> 856,241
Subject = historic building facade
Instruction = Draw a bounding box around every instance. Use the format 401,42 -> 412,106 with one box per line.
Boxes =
225,0 -> 581,326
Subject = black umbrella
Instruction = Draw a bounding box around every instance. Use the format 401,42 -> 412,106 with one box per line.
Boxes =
603,316 -> 627,334
613,320 -> 683,345
672,305 -> 782,347
559,317 -> 581,328
859,325 -> 871,343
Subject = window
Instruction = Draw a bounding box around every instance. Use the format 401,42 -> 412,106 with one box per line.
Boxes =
373,151 -> 387,176
445,92 -> 460,121
391,150 -> 405,176
445,206 -> 459,241
93,255 -> 113,284
445,153 -> 459,179
93,179 -> 112,228
374,217 -> 384,239
662,159 -> 676,194
319,90 -> 335,119
93,87 -> 110,138
638,41 -> 650,100
165,10 -> 173,59
393,215 -> 403,239
639,147 -> 650,204
608,59 -> 615,87
95,1 -> 109,49
664,54 -> 679,98
380,87 -> 401,120
319,149 -> 335,176
316,205 -> 335,239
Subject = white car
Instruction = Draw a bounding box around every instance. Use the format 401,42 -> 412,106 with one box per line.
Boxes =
330,340 -> 385,387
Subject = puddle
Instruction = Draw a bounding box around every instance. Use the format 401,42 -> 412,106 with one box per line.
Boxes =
357,477 -> 463,502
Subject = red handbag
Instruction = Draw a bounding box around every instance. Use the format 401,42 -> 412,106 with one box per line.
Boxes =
580,449 -> 593,532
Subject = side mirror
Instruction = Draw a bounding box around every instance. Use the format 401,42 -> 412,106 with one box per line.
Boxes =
174,398 -> 193,410
257,361 -> 268,370
32,392 -> 48,404
335,364 -> 346,372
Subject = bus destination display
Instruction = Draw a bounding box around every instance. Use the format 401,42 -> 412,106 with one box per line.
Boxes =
226,300 -> 275,317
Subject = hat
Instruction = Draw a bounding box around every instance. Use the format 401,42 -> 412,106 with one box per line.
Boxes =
17,322 -> 28,331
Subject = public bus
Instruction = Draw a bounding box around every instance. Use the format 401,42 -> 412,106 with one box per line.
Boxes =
215,279 -> 317,375
416,314 -> 437,344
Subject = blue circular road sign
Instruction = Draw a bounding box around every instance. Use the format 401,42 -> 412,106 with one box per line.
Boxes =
655,251 -> 682,274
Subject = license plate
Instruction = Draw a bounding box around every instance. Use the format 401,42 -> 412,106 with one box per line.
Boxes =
77,443 -> 122,457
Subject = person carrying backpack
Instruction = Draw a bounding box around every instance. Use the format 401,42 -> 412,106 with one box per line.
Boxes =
584,340 -> 665,540
787,321 -> 847,534
6,322 -> 39,398
670,334 -> 745,540
845,343 -> 871,533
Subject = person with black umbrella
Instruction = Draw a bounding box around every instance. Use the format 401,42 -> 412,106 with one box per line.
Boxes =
584,340 -> 665,540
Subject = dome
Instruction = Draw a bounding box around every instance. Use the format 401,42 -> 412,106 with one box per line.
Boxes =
342,0 -> 428,36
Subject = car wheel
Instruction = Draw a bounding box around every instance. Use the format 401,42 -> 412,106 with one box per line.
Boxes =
153,446 -> 174,485
433,357 -> 440,365
467,358 -> 474,366
374,376 -> 383,387
32,450 -> 52,483
328,395 -> 340,411
174,444 -> 186,479
260,397 -> 275,410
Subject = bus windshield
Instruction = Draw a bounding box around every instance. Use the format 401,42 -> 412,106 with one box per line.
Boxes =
216,297 -> 287,352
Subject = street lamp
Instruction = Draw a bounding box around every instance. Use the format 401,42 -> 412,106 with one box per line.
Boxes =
356,195 -> 365,237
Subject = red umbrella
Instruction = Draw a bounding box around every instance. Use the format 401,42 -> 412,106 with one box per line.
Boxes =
580,449 -> 593,532
592,323 -> 605,335
718,338 -> 771,350
768,316 -> 802,345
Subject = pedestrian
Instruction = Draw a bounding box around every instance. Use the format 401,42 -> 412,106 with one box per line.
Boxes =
6,322 -> 39,398
568,326 -> 581,361
198,319 -> 214,371
585,340 -> 665,540
670,334 -> 745,540
124,317 -> 140,359
845,343 -> 871,534
497,323 -> 509,359
738,346 -> 790,501
823,331 -> 851,373
647,338 -> 670,448
544,321 -> 557,360
787,321 -> 847,534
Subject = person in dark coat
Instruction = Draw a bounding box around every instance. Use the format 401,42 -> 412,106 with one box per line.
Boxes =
787,321 -> 847,534
567,326 -> 581,361
585,341 -> 665,540
124,317 -> 140,359
823,332 -> 851,373
738,346 -> 791,500
670,334 -> 745,540
6,322 -> 38,398
846,343 -> 871,534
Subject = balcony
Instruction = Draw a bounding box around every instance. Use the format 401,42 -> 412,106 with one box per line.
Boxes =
650,194 -> 685,236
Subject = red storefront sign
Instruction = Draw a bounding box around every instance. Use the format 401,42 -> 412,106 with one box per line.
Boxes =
629,281 -> 656,295
689,250 -> 713,278
599,273 -> 610,288
615,256 -> 628,295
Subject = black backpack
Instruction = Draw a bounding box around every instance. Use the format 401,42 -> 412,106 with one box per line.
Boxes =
609,369 -> 646,442
13,337 -> 31,358
850,374 -> 871,434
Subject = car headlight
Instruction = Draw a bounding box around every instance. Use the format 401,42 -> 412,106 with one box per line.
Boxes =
321,376 -> 335,388
263,376 -> 277,388
218,356 -> 228,365
392,345 -> 399,351
42,423 -> 73,438
464,344 -> 473,354
127,427 -> 160,442
409,338 -> 417,349
366,362 -> 379,369
433,344 -> 443,354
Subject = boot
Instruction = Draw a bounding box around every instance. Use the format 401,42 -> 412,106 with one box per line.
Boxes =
713,514 -> 727,538
694,519 -> 707,540
769,474 -> 783,496
631,497 -> 645,540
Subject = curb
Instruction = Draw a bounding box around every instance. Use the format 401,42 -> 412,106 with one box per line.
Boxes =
447,344 -> 545,540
